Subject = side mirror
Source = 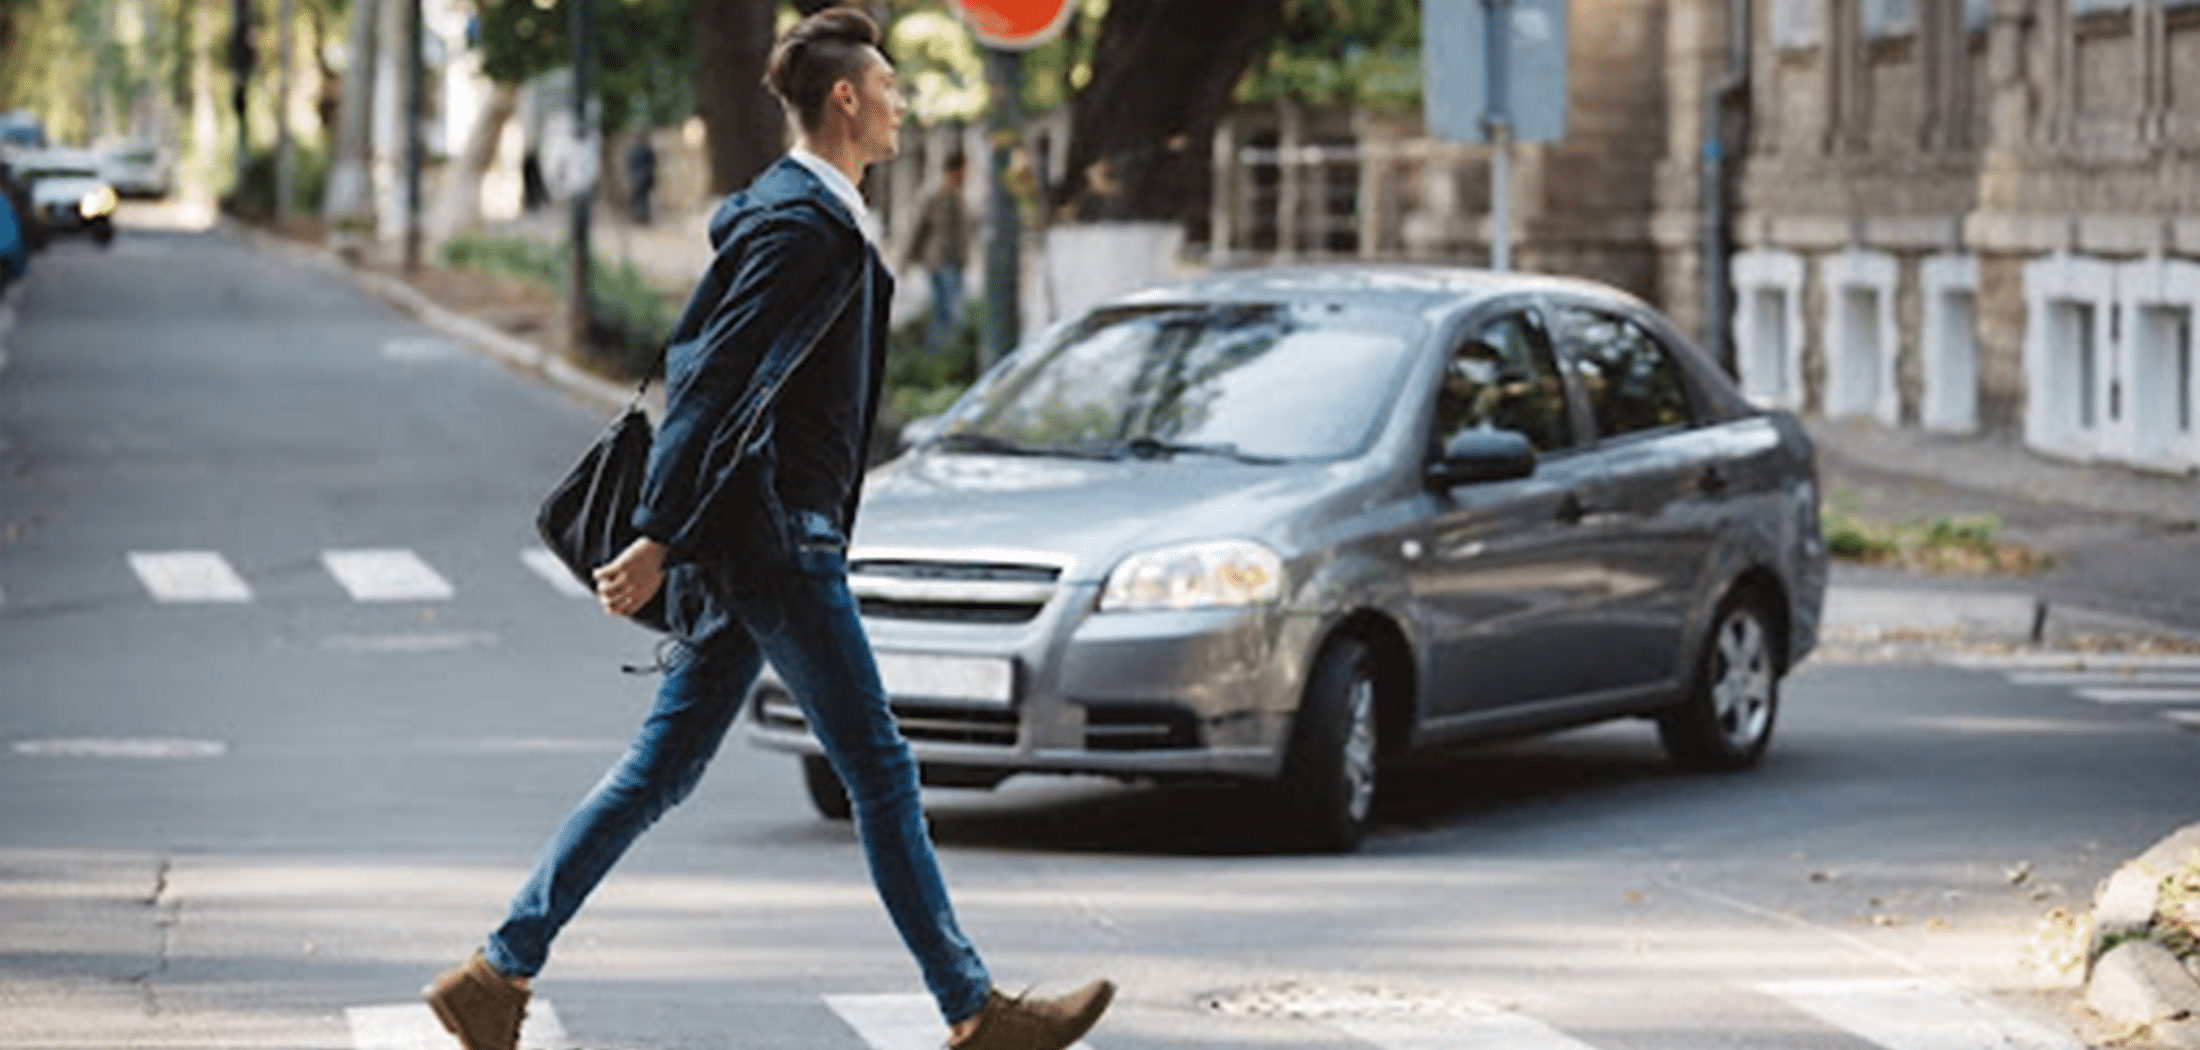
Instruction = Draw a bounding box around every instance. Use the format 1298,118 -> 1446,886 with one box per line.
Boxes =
1425,429 -> 1537,488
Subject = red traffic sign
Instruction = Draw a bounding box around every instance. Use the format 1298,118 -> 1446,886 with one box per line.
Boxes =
946,0 -> 1078,50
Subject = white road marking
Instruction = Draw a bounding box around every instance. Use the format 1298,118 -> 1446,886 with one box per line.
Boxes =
1759,978 -> 2085,1050
1326,1011 -> 1603,1050
826,994 -> 1100,1050
522,548 -> 593,598
319,630 -> 501,653
2008,671 -> 2200,687
323,549 -> 455,602
1943,653 -> 2200,671
382,337 -> 462,362
2165,710 -> 2200,729
346,1000 -> 570,1050
129,551 -> 253,603
2074,687 -> 2200,705
12,737 -> 227,759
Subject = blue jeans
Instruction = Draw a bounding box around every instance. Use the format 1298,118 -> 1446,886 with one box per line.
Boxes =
482,515 -> 994,1023
926,265 -> 963,351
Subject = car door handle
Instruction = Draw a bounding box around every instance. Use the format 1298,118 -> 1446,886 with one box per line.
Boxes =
1557,491 -> 1589,524
1698,465 -> 1729,495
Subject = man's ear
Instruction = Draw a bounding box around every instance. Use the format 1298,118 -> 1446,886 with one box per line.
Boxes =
835,78 -> 859,117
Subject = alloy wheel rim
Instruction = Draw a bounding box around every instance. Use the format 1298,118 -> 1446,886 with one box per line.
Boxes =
1712,610 -> 1774,750
1343,673 -> 1378,825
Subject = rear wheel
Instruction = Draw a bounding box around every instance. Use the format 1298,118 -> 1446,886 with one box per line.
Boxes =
801,754 -> 852,821
1277,637 -> 1380,853
1659,594 -> 1780,771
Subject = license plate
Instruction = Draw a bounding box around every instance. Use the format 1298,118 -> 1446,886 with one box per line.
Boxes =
874,652 -> 1015,707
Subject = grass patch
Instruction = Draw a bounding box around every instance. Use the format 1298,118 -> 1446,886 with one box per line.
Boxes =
1821,490 -> 2054,575
440,234 -> 675,379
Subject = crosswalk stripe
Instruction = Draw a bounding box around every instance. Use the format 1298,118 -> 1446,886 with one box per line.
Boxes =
1759,978 -> 2086,1050
323,549 -> 455,602
345,1001 -> 569,1050
1327,1011 -> 1603,1050
825,993 -> 1101,1050
129,551 -> 253,603
2074,687 -> 2200,705
522,548 -> 593,599
2165,710 -> 2200,729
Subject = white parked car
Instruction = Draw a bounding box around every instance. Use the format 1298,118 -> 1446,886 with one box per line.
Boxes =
15,150 -> 117,246
100,143 -> 172,199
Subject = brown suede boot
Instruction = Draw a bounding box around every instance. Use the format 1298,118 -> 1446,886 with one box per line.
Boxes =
421,950 -> 529,1050
949,980 -> 1115,1050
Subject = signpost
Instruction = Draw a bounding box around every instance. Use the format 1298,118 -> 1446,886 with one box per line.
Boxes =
1424,0 -> 1568,272
946,0 -> 1074,364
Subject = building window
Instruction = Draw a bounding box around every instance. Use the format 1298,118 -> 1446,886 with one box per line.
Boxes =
1732,249 -> 1807,409
1921,255 -> 1979,433
2114,257 -> 2200,472
1775,0 -> 1824,49
2023,254 -> 2118,462
1820,249 -> 1902,425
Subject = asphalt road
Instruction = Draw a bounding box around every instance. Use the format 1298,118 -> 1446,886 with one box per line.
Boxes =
3,227 -> 2198,1050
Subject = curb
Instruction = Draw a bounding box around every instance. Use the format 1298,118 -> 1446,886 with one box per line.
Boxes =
2084,823 -> 2200,1047
214,219 -> 638,413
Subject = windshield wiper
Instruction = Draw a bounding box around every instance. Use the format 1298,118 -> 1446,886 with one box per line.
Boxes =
1112,437 -> 1289,465
932,432 -> 1119,460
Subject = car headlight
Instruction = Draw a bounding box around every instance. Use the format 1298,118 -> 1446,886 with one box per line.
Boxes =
1099,539 -> 1284,612
79,186 -> 117,219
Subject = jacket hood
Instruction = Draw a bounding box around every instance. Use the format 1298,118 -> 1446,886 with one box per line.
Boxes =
852,451 -> 1361,582
707,156 -> 863,251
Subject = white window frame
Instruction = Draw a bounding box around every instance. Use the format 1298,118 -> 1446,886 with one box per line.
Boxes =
2022,253 -> 2119,463
2113,257 -> 2200,473
1731,249 -> 1808,410
1920,254 -> 1980,433
1820,249 -> 1902,426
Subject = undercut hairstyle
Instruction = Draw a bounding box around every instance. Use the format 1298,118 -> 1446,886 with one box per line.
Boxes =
764,6 -> 883,133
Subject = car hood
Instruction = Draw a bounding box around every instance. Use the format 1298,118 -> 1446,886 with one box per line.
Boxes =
853,451 -> 1363,582
30,177 -> 104,206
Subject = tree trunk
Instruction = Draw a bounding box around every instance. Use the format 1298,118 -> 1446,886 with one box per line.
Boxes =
1054,0 -> 1281,224
695,0 -> 783,195
322,0 -> 378,223
432,80 -> 517,238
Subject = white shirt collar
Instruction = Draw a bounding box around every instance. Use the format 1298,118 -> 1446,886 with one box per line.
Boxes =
788,148 -> 879,245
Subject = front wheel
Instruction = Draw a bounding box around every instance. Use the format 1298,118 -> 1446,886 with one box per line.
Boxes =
1659,595 -> 1780,771
801,754 -> 852,821
1276,637 -> 1380,853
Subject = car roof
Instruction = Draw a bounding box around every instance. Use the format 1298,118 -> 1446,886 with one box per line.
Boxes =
1115,264 -> 1652,320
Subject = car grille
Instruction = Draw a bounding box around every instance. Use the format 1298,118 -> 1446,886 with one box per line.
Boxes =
754,687 -> 1018,746
848,556 -> 1064,625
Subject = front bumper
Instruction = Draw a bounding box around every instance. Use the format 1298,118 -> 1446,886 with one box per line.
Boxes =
744,579 -> 1306,783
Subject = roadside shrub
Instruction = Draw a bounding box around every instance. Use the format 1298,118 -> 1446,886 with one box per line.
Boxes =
439,233 -> 675,379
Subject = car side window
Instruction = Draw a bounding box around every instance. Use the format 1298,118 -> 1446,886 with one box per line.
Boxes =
1550,305 -> 1695,440
1434,309 -> 1574,454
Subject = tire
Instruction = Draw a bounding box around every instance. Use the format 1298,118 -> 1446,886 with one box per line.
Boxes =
801,754 -> 852,821
1659,593 -> 1781,771
1277,637 -> 1380,853
92,224 -> 114,247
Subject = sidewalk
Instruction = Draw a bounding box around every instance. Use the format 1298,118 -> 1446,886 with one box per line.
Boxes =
1809,416 -> 2200,646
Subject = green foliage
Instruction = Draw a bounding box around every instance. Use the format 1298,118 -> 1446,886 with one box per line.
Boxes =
228,138 -> 333,220
1012,0 -> 1106,113
1818,493 -> 2052,575
875,296 -> 982,462
1236,0 -> 1423,111
439,232 -> 677,377
474,0 -> 697,134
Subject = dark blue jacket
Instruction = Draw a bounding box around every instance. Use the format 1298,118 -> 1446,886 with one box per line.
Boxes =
633,158 -> 892,633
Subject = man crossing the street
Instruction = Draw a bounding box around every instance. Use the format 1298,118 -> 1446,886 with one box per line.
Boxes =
419,9 -> 1115,1050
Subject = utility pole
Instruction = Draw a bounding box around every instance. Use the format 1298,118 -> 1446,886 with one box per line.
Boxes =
1482,0 -> 1513,273
568,0 -> 595,354
275,0 -> 293,227
228,0 -> 254,206
402,0 -> 423,272
981,47 -> 1021,368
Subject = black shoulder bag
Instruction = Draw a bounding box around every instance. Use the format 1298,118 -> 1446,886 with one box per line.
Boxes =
535,375 -> 670,631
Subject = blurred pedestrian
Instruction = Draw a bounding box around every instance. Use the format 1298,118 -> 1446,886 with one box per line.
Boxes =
904,150 -> 968,351
625,134 -> 657,225
418,10 -> 1115,1050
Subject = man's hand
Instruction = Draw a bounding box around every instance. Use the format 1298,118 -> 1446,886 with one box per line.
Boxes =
593,537 -> 667,618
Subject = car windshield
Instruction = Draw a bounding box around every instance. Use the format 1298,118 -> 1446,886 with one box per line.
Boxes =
938,302 -> 1419,462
